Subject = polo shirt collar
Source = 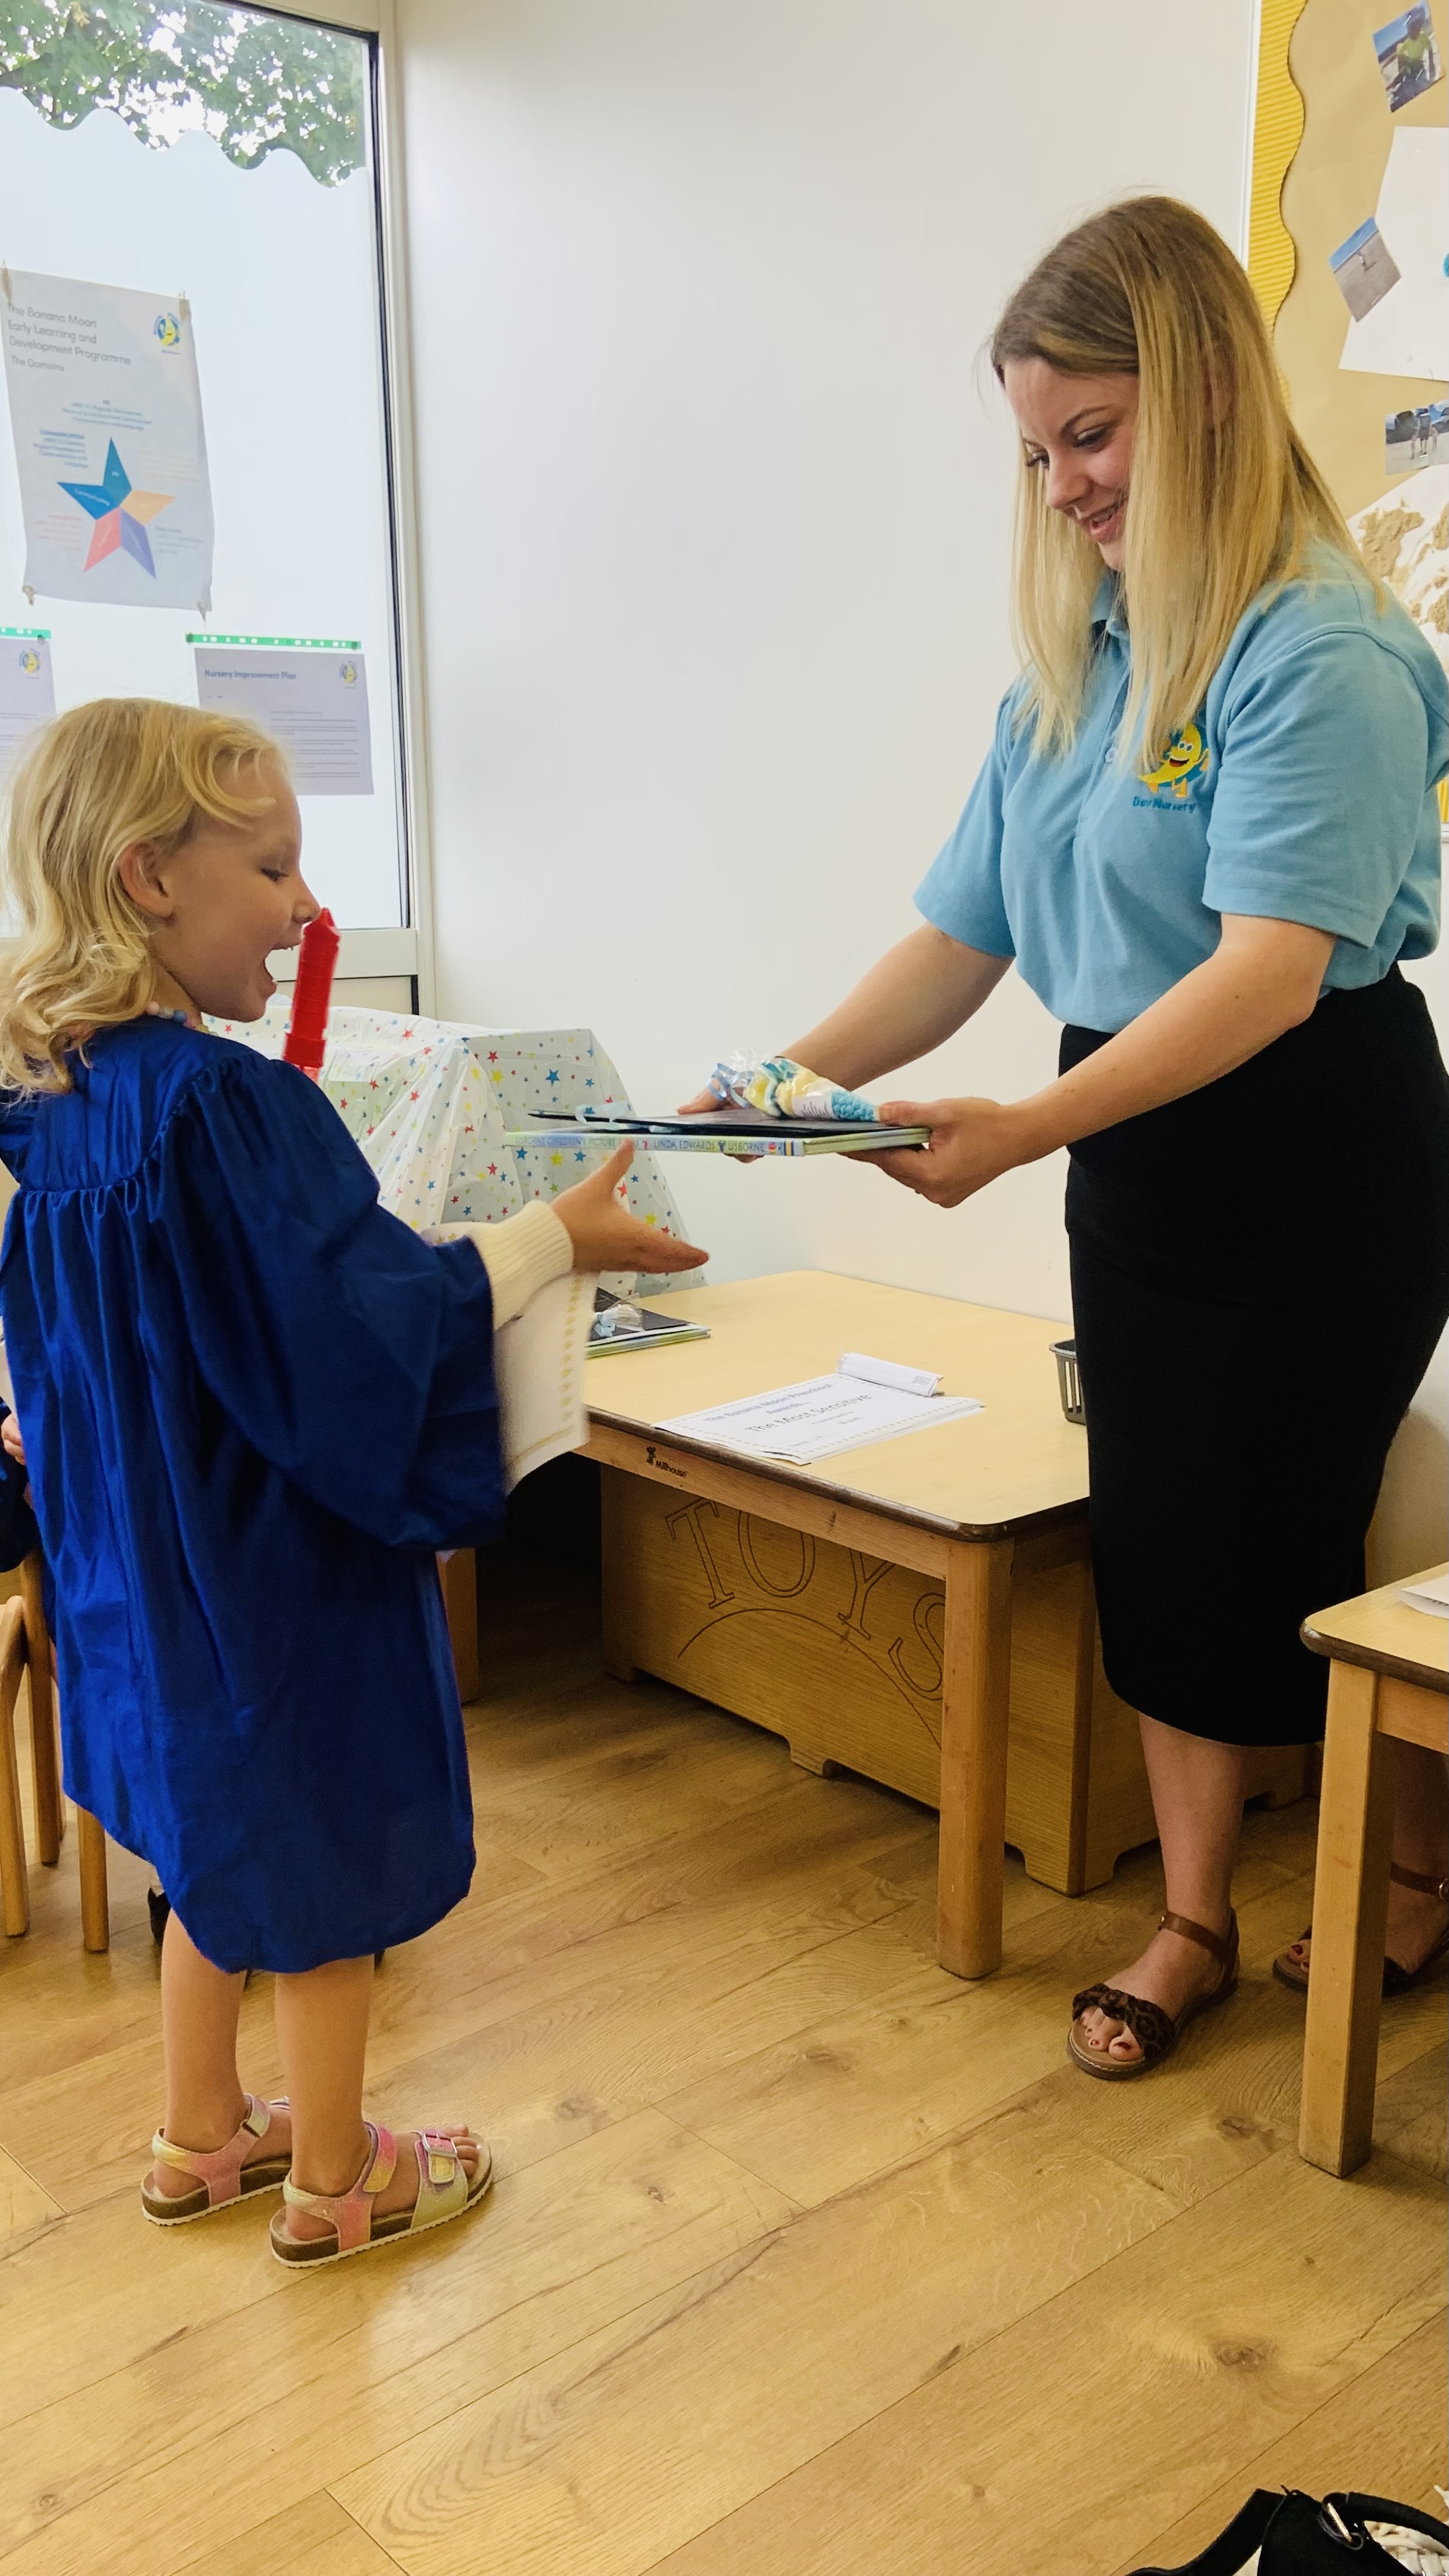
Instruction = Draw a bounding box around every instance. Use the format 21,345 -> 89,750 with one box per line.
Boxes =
1091,573 -> 1129,640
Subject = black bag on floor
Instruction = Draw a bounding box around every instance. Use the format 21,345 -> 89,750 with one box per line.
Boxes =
1129,2490 -> 1449,2576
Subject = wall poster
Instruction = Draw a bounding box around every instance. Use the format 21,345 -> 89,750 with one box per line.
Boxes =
0,269 -> 214,612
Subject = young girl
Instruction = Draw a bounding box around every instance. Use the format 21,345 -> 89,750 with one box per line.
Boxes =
0,697 -> 706,2265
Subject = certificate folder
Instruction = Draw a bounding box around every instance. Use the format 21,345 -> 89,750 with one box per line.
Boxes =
503,1108 -> 929,1159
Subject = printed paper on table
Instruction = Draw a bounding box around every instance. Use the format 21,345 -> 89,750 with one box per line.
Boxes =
1397,1569 -> 1449,1616
0,629 -> 55,775
193,644 -> 374,794
0,270 -> 213,610
658,1356 -> 983,1467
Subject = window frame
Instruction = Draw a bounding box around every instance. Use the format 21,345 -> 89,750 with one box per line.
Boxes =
256,0 -> 437,1009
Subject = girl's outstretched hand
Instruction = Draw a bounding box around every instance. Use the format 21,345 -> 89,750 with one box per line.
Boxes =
554,1143 -> 708,1274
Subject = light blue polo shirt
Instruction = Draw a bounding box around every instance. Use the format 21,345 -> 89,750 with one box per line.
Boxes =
915,552 -> 1448,1032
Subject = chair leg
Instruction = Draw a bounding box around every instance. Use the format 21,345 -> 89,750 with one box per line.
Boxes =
19,1554 -> 63,1865
0,1595 -> 31,1937
76,1807 -> 109,1954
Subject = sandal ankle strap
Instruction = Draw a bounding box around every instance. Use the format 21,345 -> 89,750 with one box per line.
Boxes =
282,2121 -> 397,2255
149,2093 -> 277,2208
1159,1909 -> 1238,1972
1391,1862 -> 1449,1902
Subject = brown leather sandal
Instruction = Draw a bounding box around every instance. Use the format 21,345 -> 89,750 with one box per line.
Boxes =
1273,1862 -> 1449,1998
1068,1910 -> 1239,2081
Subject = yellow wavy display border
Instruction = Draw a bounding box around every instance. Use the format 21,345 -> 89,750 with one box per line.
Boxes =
1246,0 -> 1311,331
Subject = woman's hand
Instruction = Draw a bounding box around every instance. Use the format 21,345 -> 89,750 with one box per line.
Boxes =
862,919 -> 1337,1212
554,1143 -> 709,1274
863,1097 -> 1027,1208
677,932 -> 1009,1117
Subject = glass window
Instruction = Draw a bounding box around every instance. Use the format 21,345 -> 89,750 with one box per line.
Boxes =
0,0 -> 408,930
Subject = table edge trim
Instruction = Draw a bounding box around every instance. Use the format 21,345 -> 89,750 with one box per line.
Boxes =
1299,1621 -> 1449,1692
582,1408 -> 1089,1542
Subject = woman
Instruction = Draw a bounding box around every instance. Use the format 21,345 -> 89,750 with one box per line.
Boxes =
696,197 -> 1449,2074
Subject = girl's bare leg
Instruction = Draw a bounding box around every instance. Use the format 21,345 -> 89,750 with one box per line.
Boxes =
152,1909 -> 292,2197
1077,1715 -> 1254,2066
153,1924 -> 478,2227
272,1953 -> 480,2241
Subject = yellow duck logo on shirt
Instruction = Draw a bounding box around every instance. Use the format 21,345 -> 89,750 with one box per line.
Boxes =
1138,720 -> 1210,800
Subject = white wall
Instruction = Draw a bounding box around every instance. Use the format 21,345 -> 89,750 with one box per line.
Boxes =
399,0 -> 1448,1572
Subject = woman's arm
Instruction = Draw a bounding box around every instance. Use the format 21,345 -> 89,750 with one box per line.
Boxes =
870,914 -> 1334,1207
679,925 -> 1009,1110
786,925 -> 1011,1090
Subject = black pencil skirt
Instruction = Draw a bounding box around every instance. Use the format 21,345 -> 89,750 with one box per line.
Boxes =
1063,969 -> 1449,1746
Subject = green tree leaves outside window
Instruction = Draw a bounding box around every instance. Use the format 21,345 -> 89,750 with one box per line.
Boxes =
0,1 -> 365,185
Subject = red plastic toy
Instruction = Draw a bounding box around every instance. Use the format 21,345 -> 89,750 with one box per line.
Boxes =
282,908 -> 340,1081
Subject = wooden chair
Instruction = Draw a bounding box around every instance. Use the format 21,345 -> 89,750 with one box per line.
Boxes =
0,1556 -> 108,1948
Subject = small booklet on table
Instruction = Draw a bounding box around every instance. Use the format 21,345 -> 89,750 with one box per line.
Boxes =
588,1289 -> 710,1356
656,1350 -> 982,1466
503,1107 -> 929,1159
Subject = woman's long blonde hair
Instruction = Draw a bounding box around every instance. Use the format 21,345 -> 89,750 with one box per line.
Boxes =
990,195 -> 1366,764
0,698 -> 281,1093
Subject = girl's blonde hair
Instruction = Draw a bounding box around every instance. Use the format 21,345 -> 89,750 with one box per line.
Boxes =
0,698 -> 282,1092
989,195 -> 1366,764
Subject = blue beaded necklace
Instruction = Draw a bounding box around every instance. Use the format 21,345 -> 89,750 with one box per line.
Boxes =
144,1003 -> 197,1027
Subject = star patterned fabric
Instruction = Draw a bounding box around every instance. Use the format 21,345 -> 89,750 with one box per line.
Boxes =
205,1004 -> 694,1298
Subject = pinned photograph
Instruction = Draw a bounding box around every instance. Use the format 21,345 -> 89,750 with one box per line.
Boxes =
1339,130 -> 1446,379
1329,216 -> 1402,321
1374,7 -> 1443,110
1386,401 -> 1449,476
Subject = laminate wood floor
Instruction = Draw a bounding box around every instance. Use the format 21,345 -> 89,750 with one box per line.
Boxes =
0,1552 -> 1443,2576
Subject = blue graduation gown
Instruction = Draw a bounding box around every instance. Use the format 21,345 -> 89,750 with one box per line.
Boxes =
0,1020 -> 506,1972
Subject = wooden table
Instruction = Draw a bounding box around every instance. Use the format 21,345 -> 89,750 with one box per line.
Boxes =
581,1270 -> 1300,1980
1298,1567 -> 1448,2177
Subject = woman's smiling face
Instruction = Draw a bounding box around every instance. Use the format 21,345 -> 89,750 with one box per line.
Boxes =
1001,360 -> 1139,570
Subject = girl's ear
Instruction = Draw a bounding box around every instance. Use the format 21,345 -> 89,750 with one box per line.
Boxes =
116,841 -> 175,920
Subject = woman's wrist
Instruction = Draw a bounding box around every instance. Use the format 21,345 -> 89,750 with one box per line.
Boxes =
999,1090 -> 1067,1167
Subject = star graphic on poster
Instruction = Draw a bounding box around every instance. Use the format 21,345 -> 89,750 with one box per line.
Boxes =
58,440 -> 173,577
